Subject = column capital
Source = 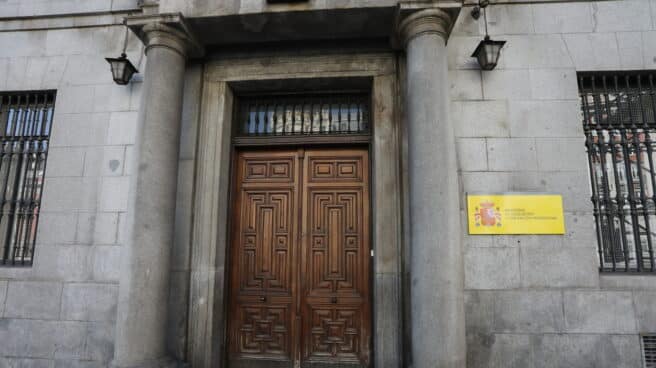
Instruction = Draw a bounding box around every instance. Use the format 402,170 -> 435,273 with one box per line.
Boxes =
397,5 -> 460,48
127,13 -> 204,58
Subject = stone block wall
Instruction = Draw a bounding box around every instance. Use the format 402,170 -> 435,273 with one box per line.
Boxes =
450,1 -> 656,367
0,19 -> 145,367
0,0 -> 137,18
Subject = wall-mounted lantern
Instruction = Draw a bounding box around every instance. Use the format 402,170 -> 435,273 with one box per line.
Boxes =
471,0 -> 506,70
106,53 -> 138,85
106,22 -> 138,85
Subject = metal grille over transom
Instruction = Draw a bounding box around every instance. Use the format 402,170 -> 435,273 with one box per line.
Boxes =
644,335 -> 656,368
0,91 -> 55,266
237,94 -> 370,136
578,72 -> 656,273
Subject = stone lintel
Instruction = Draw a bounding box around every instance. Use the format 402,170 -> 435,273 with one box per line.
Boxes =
394,1 -> 461,48
127,13 -> 204,58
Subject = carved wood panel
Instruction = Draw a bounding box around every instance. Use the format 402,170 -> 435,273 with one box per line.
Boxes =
228,148 -> 370,368
228,151 -> 300,366
301,149 -> 371,367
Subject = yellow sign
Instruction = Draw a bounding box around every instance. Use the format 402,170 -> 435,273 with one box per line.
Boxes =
467,194 -> 565,235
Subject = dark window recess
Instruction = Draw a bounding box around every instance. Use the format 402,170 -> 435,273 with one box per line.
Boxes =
0,91 -> 55,266
644,335 -> 656,368
578,71 -> 656,273
236,94 -> 370,137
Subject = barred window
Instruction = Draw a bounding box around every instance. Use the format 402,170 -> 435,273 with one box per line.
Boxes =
578,72 -> 656,273
236,94 -> 370,137
0,91 -> 55,266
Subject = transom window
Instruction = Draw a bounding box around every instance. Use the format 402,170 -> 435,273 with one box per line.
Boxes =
578,71 -> 656,273
236,93 -> 370,137
0,91 -> 55,266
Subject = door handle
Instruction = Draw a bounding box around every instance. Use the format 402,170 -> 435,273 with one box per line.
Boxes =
260,296 -> 267,302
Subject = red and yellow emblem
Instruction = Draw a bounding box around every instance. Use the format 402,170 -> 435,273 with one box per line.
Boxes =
467,194 -> 565,235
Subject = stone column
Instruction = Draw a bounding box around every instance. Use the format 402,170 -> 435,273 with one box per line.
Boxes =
111,16 -> 199,368
399,8 -> 466,368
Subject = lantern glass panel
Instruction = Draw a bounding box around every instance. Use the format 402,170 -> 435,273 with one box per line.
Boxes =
106,56 -> 138,85
472,39 -> 506,71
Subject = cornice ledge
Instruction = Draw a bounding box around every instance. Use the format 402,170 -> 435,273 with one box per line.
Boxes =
126,13 -> 204,58
395,1 -> 462,48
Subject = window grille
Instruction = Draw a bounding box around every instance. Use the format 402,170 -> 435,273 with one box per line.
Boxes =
236,94 -> 370,137
644,334 -> 656,368
0,91 -> 55,266
578,72 -> 656,273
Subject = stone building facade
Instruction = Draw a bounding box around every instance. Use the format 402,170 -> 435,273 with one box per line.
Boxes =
0,0 -> 655,367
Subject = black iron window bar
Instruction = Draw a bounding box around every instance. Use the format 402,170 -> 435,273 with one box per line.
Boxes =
236,94 -> 370,137
644,334 -> 656,368
0,91 -> 55,266
578,71 -> 656,273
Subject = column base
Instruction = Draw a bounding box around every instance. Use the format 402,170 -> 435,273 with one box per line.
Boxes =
109,358 -> 189,368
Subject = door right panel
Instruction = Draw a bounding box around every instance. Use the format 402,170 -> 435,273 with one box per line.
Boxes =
301,149 -> 371,367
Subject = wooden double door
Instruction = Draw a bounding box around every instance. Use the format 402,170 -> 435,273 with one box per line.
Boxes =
227,147 -> 371,368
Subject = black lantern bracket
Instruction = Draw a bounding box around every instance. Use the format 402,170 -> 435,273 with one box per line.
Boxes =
470,0 -> 506,71
106,21 -> 139,85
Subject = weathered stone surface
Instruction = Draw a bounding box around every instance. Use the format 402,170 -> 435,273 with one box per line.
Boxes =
0,319 -> 86,359
486,5 -> 534,35
617,32 -> 645,69
482,70 -> 531,100
530,334 -> 642,368
61,284 -> 118,322
563,213 -> 596,247
535,138 -> 587,171
488,334 -> 532,368
456,138 -> 488,171
36,213 -> 78,245
465,247 -> 520,290
452,100 -> 510,138
461,171 -> 541,193
494,291 -> 564,333
538,170 -> 593,212
633,291 -> 656,331
532,2 -> 594,33
591,0 -> 652,32
91,246 -> 121,282
85,322 -> 114,362
643,31 -> 656,68
54,360 -> 102,368
508,100 -> 582,138
50,113 -> 109,146
373,273 -> 401,368
499,35 -> 573,69
520,247 -> 599,288
46,147 -> 86,178
33,245 -> 93,282
563,33 -> 621,70
564,291 -> 637,333
528,69 -> 578,100
0,357 -> 54,368
486,138 -> 537,171
464,291 -> 495,333
600,275 -> 656,290
0,281 -> 7,317
106,112 -> 138,145
5,281 -> 62,320
450,70 -> 483,100
99,177 -> 130,212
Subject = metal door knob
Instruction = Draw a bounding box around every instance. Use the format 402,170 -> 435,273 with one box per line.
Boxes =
260,296 -> 267,302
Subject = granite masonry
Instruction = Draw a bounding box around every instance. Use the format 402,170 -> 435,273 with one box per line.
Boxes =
0,0 -> 654,367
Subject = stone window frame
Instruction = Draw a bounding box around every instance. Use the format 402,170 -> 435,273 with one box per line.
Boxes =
187,52 -> 403,367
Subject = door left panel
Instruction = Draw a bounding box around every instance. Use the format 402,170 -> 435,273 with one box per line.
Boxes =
228,151 -> 300,368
